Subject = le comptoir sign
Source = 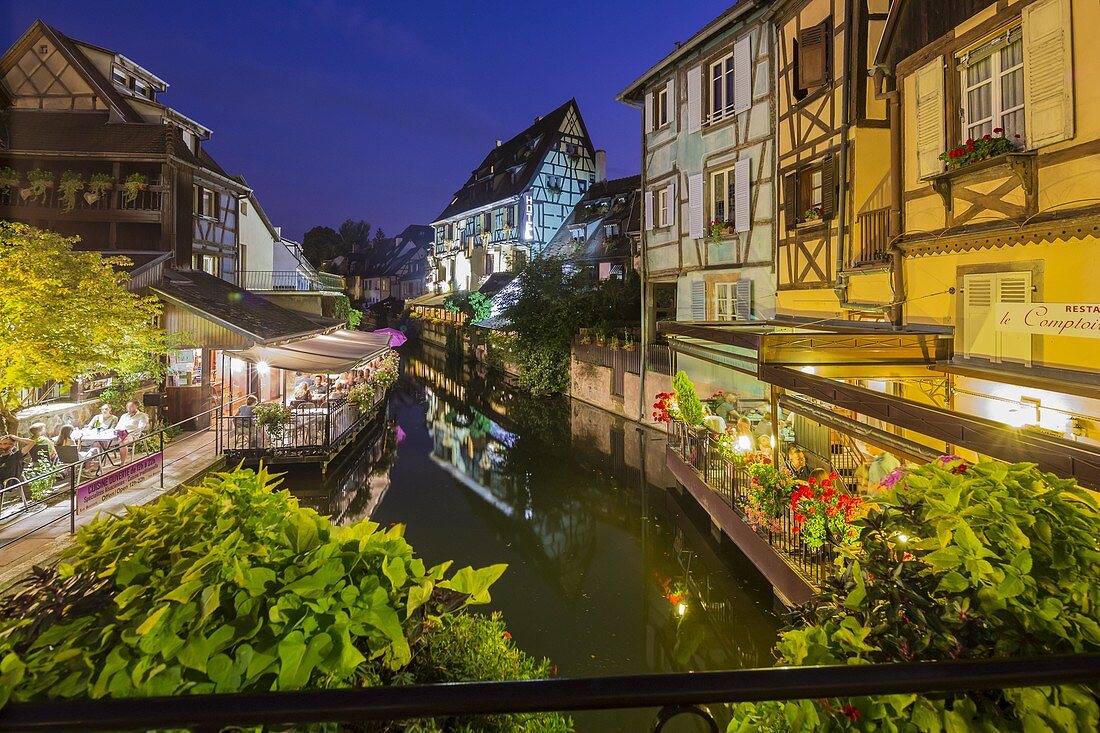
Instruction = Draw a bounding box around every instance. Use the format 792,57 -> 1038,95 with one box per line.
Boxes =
995,303 -> 1100,339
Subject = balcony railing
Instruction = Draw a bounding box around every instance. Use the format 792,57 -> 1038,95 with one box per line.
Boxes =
666,421 -> 843,587
853,206 -> 891,266
239,270 -> 345,292
0,180 -> 165,215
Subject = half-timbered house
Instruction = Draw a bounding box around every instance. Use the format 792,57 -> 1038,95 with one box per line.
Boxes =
545,174 -> 641,280
429,99 -> 597,294
867,0 -> 1100,472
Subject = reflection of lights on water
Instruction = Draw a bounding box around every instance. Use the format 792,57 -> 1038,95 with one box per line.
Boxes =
676,602 -> 687,617
524,507 -> 533,521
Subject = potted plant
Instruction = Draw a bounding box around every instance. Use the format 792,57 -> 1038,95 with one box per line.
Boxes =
672,370 -> 705,427
802,207 -> 822,223
707,219 -> 724,245
652,391 -> 680,423
609,335 -> 621,351
123,172 -> 148,204
253,402 -> 291,442
0,166 -> 19,194
25,169 -> 55,200
594,329 -> 606,347
579,331 -> 592,345
939,128 -> 1018,170
85,172 -> 115,204
790,473 -> 864,550
744,455 -> 796,533
623,334 -> 636,352
58,170 -> 84,213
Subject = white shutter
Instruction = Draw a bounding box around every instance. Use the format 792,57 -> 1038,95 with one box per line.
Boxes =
665,78 -> 675,125
962,274 -> 995,359
734,157 -> 751,232
735,279 -> 753,320
644,190 -> 654,230
645,91 -> 653,132
733,35 -> 752,114
914,57 -> 945,179
997,272 -> 1033,365
666,181 -> 676,228
687,65 -> 702,134
688,174 -> 704,239
1023,0 -> 1074,148
691,280 -> 706,321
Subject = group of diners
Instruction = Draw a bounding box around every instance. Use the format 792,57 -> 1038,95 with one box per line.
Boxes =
0,401 -> 152,491
287,369 -> 376,408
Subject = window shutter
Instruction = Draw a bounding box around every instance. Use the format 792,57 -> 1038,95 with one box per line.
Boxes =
820,155 -> 837,219
997,271 -> 1033,365
665,77 -> 675,124
784,172 -> 799,230
645,91 -> 654,132
734,35 -> 752,113
735,279 -> 753,320
797,22 -> 828,90
687,65 -> 702,134
1023,0 -> 1074,148
691,280 -> 706,321
644,190 -> 654,230
914,56 -> 945,178
688,173 -> 704,239
962,274 -> 996,359
734,157 -> 751,232
666,181 -> 676,228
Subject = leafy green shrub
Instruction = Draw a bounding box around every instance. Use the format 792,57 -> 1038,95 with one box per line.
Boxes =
517,346 -> 570,397
253,402 -> 291,438
672,371 -> 704,426
729,458 -> 1100,732
0,466 -> 560,727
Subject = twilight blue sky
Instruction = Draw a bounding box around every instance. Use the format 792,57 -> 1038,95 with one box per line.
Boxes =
3,1 -> 730,240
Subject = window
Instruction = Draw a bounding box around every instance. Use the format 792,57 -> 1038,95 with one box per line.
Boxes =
240,200 -> 248,216
605,223 -> 620,237
192,254 -> 218,276
481,212 -> 491,232
655,84 -> 669,128
708,53 -> 735,122
656,187 -> 669,227
714,282 -> 737,321
133,77 -> 152,99
783,156 -> 835,228
803,167 -> 824,216
960,29 -> 1024,143
194,185 -> 217,219
485,254 -> 495,275
795,21 -> 830,99
112,68 -> 127,86
708,166 -> 735,224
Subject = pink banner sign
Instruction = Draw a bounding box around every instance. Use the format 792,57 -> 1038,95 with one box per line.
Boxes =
76,451 -> 162,513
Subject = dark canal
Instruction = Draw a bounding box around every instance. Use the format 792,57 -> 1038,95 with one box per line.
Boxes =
283,344 -> 781,731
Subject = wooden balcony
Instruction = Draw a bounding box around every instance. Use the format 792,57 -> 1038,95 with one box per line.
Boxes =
853,206 -> 891,267
0,182 -> 166,223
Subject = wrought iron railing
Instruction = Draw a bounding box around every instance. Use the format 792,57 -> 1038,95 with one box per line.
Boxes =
0,654 -> 1095,732
573,339 -> 674,377
217,389 -> 386,461
239,270 -> 345,292
665,421 -> 836,587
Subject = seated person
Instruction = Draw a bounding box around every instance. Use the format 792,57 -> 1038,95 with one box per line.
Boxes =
54,425 -> 100,462
236,395 -> 258,417
787,447 -> 812,481
292,382 -> 313,404
0,434 -> 35,487
85,404 -> 118,430
27,423 -> 57,463
311,375 -> 328,395
714,393 -> 739,421
116,401 -> 150,463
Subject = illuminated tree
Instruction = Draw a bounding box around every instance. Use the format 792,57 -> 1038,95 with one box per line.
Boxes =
0,222 -> 169,432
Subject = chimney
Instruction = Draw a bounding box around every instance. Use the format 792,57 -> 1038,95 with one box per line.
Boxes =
496,139 -> 502,147
595,149 -> 607,183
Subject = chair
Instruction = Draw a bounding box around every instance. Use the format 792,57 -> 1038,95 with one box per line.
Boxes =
28,444 -> 52,465
0,477 -> 28,514
56,445 -> 85,485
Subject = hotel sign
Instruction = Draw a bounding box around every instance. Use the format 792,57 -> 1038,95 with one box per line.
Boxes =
521,194 -> 534,241
995,303 -> 1100,340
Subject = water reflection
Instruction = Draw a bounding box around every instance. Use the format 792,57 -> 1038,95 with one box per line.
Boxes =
284,344 -> 780,730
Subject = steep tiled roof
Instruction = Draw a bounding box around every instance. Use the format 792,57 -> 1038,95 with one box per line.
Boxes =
435,99 -> 589,222
545,174 -> 640,263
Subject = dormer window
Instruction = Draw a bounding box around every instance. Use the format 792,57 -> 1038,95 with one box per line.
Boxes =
112,68 -> 126,86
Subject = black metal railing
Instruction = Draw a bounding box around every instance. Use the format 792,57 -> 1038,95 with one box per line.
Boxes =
217,389 -> 386,461
665,421 -> 836,587
573,339 -> 673,377
0,654 -> 1095,732
239,270 -> 345,292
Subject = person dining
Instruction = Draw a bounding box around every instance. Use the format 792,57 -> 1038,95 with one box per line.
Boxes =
292,381 -> 313,404
0,434 -> 35,489
54,425 -> 100,464
116,401 -> 150,463
311,375 -> 328,396
787,446 -> 812,482
27,423 -> 57,463
85,404 -> 118,430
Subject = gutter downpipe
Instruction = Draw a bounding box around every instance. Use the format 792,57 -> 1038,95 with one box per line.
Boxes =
887,85 -> 906,328
626,96 -> 649,425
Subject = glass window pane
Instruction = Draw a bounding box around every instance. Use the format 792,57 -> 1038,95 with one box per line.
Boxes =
1001,39 -> 1022,71
1001,109 -> 1024,142
712,73 -> 722,114
967,56 -> 991,86
1001,67 -> 1022,111
967,83 -> 992,125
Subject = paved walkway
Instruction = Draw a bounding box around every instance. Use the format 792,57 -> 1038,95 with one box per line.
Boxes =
0,429 -> 224,589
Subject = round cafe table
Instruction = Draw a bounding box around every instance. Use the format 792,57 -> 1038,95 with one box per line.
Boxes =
73,427 -> 122,468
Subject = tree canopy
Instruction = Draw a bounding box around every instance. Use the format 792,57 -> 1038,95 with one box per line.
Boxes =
0,223 -> 168,430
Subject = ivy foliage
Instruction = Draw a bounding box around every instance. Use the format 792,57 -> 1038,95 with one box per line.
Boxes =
672,371 -> 704,426
729,459 -> 1100,732
443,292 -> 492,323
0,468 -> 567,731
334,294 -> 363,329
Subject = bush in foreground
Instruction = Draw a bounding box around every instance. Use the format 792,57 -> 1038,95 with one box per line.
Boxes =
729,458 -> 1100,732
0,467 -> 569,732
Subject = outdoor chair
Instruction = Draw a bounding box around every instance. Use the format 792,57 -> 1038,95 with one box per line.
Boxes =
55,445 -> 86,485
0,477 -> 29,515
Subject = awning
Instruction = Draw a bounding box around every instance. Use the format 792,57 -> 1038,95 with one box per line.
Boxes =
409,292 -> 450,308
228,329 -> 392,373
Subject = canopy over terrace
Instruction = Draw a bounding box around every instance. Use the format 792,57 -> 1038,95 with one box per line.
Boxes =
227,329 -> 393,373
658,320 -> 1100,488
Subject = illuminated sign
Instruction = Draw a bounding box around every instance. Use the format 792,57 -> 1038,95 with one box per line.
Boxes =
521,194 -> 534,241
996,303 -> 1100,339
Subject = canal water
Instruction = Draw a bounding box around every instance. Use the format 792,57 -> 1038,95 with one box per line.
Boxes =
283,344 -> 781,731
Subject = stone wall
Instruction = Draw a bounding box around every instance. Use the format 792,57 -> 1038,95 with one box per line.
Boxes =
16,399 -> 100,435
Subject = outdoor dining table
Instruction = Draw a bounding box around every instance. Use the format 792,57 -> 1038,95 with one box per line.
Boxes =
74,427 -> 122,468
